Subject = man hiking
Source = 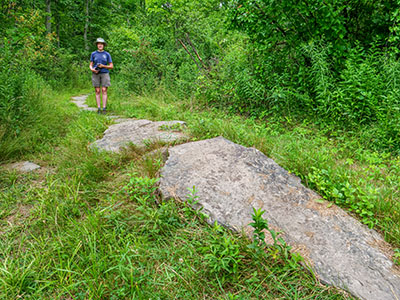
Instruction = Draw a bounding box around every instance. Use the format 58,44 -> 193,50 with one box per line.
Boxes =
90,38 -> 113,114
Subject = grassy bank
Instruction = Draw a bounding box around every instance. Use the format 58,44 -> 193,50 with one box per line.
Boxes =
0,89 -> 353,299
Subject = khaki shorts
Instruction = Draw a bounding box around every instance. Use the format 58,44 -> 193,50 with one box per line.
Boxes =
92,72 -> 111,87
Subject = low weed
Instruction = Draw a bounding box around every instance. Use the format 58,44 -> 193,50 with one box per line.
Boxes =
159,122 -> 185,132
307,167 -> 377,228
182,186 -> 206,221
200,222 -> 244,283
123,173 -> 159,203
248,208 -> 303,269
394,249 -> 400,266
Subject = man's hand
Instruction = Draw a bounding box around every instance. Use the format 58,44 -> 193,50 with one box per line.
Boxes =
97,64 -> 105,68
91,68 -> 100,74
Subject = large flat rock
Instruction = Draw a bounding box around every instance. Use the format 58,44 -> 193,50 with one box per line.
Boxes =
159,137 -> 400,300
92,119 -> 188,153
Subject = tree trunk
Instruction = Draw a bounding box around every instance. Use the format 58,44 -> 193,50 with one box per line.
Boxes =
54,0 -> 60,47
56,16 -> 60,47
84,0 -> 90,50
140,0 -> 145,13
46,0 -> 51,34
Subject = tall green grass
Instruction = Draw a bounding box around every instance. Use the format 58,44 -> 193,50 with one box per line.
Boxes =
0,32 -> 89,162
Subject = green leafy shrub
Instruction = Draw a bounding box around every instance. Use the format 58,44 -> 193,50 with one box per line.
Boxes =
116,39 -> 163,93
175,61 -> 198,97
307,167 -> 378,228
201,222 -> 244,282
394,248 -> 400,265
197,38 -> 268,116
248,208 -> 303,268
123,173 -> 159,203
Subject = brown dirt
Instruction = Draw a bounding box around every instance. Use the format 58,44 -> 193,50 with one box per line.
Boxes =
305,198 -> 345,217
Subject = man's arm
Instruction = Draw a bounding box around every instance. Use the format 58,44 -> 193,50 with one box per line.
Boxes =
89,61 -> 99,73
97,62 -> 113,70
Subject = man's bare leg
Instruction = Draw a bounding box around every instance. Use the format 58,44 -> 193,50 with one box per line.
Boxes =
102,87 -> 108,111
95,87 -> 101,109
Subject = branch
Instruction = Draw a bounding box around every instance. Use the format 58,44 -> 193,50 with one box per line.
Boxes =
185,33 -> 208,70
178,38 -> 202,70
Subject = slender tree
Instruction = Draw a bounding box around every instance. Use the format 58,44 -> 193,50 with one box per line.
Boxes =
45,0 -> 51,33
84,0 -> 90,50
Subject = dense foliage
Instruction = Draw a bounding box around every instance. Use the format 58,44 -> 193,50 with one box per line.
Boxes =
226,0 -> 400,151
1,0 -> 400,154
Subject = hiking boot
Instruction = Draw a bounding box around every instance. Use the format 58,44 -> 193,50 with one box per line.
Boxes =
97,108 -> 101,114
102,108 -> 107,114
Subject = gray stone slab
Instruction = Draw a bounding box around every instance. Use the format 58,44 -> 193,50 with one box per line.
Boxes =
4,161 -> 41,172
91,119 -> 188,153
112,118 -> 132,123
106,115 -> 124,121
159,136 -> 400,300
71,95 -> 97,112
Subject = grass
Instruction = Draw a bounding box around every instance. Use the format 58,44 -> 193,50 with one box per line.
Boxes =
0,88 -> 354,299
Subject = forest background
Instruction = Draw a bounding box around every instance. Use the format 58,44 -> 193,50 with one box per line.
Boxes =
3,0 -> 400,155
1,0 -> 400,298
